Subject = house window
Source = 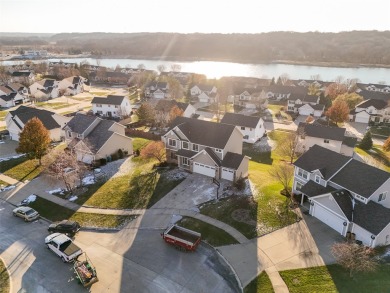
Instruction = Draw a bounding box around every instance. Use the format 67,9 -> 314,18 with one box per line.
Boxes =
182,158 -> 189,166
170,152 -> 177,160
296,181 -> 303,191
67,130 -> 71,137
243,135 -> 249,139
182,141 -> 189,149
168,139 -> 176,147
96,104 -> 102,107
315,175 -> 321,184
241,126 -> 245,130
297,168 -> 309,180
192,144 -> 199,152
115,105 -> 119,108
379,192 -> 387,202
97,110 -> 103,115
324,139 -> 329,143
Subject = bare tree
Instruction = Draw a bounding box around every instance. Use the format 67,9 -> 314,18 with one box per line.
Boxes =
310,74 -> 321,80
277,130 -> 304,164
137,63 -> 145,70
269,162 -> 294,200
157,64 -> 166,74
170,63 -> 181,72
167,77 -> 184,100
331,242 -> 378,277
280,73 -> 290,85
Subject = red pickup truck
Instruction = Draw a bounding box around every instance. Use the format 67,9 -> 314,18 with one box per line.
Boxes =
161,224 -> 201,252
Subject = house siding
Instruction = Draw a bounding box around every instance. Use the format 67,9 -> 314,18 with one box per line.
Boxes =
351,224 -> 374,246
367,178 -> 390,208
300,136 -> 342,153
96,133 -> 133,160
374,223 -> 390,246
235,157 -> 249,180
224,128 -> 243,155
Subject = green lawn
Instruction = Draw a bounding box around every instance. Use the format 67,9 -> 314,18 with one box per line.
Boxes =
132,137 -> 151,151
69,97 -> 93,102
2,158 -> 45,181
0,110 -> 8,121
267,104 -> 292,121
0,258 -> 9,293
244,271 -> 275,293
178,217 -> 239,247
0,156 -> 28,173
29,196 -> 136,228
35,102 -> 71,109
370,125 -> 390,137
280,265 -> 390,293
201,131 -> 297,238
355,146 -> 390,172
0,180 -> 9,187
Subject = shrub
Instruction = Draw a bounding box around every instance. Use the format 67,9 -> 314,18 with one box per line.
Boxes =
111,153 -> 119,161
234,176 -> 246,191
118,149 -> 124,159
360,130 -> 373,150
100,158 -> 107,165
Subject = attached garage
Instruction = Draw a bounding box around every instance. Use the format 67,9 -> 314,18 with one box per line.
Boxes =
311,202 -> 345,235
221,168 -> 234,181
193,162 -> 216,178
354,111 -> 370,123
9,131 -> 19,141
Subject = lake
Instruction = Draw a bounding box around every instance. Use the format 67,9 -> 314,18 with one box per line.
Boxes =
4,57 -> 390,84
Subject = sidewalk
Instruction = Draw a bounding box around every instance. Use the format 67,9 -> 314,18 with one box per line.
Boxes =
0,174 -> 19,185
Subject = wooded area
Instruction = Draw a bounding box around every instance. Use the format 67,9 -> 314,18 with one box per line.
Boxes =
2,31 -> 390,65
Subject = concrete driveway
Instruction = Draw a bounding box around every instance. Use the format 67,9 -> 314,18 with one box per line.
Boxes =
0,199 -> 239,293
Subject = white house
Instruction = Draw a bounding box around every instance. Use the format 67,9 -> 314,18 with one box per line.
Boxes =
10,71 -> 35,84
145,82 -> 169,99
162,117 -> 249,182
29,79 -> 59,100
287,94 -> 323,116
349,99 -> 390,124
58,76 -> 88,95
297,122 -> 357,156
0,84 -> 29,108
293,145 -> 390,247
91,95 -> 131,118
297,103 -> 325,117
63,114 -> 133,164
220,112 -> 265,143
231,87 -> 268,109
5,105 -> 70,141
190,84 -> 217,96
197,91 -> 218,103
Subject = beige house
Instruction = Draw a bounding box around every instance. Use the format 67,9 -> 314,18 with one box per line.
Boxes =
63,114 -> 133,164
297,122 -> 357,156
5,105 -> 70,141
162,117 -> 249,182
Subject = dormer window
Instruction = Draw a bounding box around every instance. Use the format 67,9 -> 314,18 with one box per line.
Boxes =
315,175 -> 321,184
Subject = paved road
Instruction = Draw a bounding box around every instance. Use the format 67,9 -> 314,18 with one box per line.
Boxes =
0,200 -> 239,293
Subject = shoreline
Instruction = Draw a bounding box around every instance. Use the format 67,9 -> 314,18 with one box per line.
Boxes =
3,55 -> 390,70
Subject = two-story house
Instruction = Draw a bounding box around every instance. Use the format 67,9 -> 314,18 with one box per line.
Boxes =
349,99 -> 389,124
287,94 -> 324,117
29,79 -> 59,100
190,84 -> 218,103
5,105 -> 70,141
154,99 -> 196,126
162,117 -> 249,182
231,87 -> 268,109
221,113 -> 265,143
63,114 -> 133,164
91,95 -> 131,118
145,82 -> 169,99
58,76 -> 88,96
297,122 -> 357,156
10,71 -> 35,84
293,145 -> 390,247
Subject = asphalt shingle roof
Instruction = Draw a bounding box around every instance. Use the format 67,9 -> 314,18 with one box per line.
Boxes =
221,112 -> 262,128
293,145 -> 351,180
83,119 -> 116,152
168,117 -> 237,149
300,181 -> 336,197
10,106 -> 60,130
221,152 -> 245,169
356,99 -> 388,110
298,122 -> 346,141
331,159 -> 389,198
91,95 -> 125,105
65,114 -> 98,134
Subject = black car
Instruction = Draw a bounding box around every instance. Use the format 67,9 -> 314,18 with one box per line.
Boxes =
48,220 -> 81,235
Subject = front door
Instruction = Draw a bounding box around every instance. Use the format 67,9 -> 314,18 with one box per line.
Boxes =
107,111 -> 112,117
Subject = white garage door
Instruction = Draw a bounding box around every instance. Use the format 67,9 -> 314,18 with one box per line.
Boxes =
9,131 -> 19,141
193,162 -> 216,178
355,115 -> 369,123
312,203 -> 345,234
221,168 -> 234,181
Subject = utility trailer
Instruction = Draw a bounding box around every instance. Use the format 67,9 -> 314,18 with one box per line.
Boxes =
161,224 -> 201,252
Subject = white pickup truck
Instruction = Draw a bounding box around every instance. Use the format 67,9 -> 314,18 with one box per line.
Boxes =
45,233 -> 83,263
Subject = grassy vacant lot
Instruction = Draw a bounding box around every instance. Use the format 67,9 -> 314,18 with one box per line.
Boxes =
244,271 -> 274,293
35,102 -> 71,110
280,264 -> 390,293
0,258 -> 9,293
355,145 -> 390,172
29,197 -> 136,228
201,130 -> 297,238
178,217 -> 239,247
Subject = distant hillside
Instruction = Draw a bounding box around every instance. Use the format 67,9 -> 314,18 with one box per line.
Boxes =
2,31 -> 390,66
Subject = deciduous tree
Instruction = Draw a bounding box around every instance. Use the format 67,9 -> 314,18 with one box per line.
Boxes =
383,136 -> 390,152
167,77 -> 184,100
16,117 -> 51,165
169,105 -> 184,123
325,82 -> 348,100
277,130 -> 304,164
269,162 -> 294,200
136,103 -> 155,125
326,100 -> 350,125
305,115 -> 314,123
334,93 -> 364,110
140,141 -> 166,163
170,64 -> 181,72
331,242 -> 378,277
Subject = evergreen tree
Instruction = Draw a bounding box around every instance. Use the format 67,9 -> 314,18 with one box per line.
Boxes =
360,130 -> 373,150
270,77 -> 276,85
276,77 -> 283,85
16,117 -> 51,165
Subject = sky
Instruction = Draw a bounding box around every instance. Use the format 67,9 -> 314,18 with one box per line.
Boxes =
1,0 -> 390,34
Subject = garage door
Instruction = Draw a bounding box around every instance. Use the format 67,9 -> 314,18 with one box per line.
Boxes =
221,168 -> 234,181
355,116 -> 369,123
9,131 -> 19,141
311,203 -> 345,234
193,162 -> 216,178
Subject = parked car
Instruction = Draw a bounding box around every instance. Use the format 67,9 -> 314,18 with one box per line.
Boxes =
13,206 -> 40,222
48,220 -> 81,235
45,233 -> 83,262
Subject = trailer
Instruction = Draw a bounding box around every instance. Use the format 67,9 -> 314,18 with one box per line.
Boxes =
161,224 -> 201,252
73,252 -> 98,287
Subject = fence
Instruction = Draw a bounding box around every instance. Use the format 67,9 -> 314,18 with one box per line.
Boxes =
125,129 -> 161,141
